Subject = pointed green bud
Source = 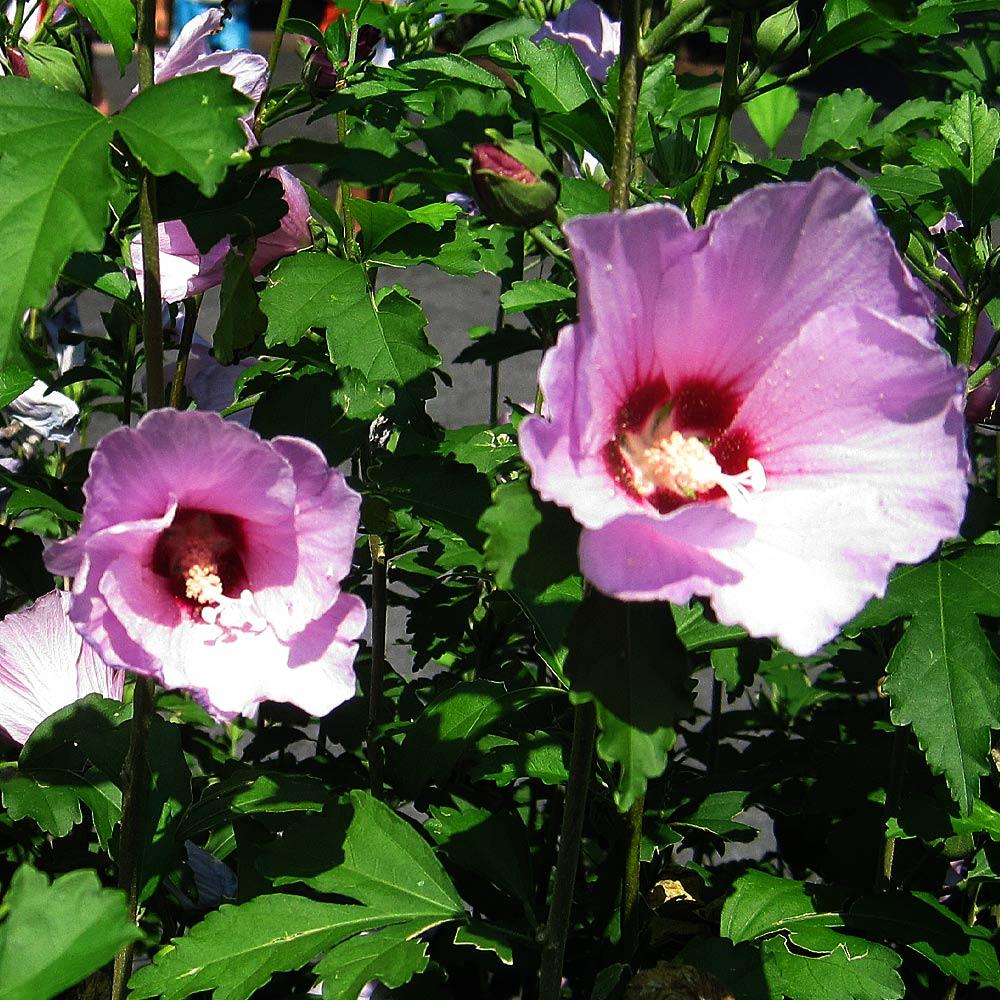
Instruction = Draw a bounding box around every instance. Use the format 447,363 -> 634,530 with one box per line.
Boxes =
470,131 -> 561,229
755,4 -> 801,64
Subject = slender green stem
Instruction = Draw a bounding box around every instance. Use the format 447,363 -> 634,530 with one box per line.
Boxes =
10,1 -> 25,39
264,0 -> 294,96
609,0 -> 647,212
638,0 -> 710,62
367,535 -> 387,798
168,295 -> 202,409
708,675 -> 723,773
111,7 -> 164,996
121,322 -> 140,426
945,882 -> 981,1000
528,226 -> 571,263
690,12 -> 744,227
110,676 -> 156,1000
492,234 -> 525,424
538,702 -> 598,1000
336,109 -> 360,261
620,794 -> 644,959
957,300 -> 979,370
136,1 -> 164,410
875,724 -> 907,892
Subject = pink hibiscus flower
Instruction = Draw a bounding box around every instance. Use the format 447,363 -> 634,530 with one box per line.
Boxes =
0,591 -> 123,745
519,169 -> 969,655
45,410 -> 366,720
533,0 -> 621,83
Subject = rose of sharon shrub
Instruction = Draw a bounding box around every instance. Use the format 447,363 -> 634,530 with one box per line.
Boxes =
520,169 -> 969,655
0,591 -> 123,745
46,410 -> 367,720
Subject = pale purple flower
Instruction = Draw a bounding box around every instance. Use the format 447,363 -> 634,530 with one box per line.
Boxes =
131,222 -> 230,304
45,410 -> 366,720
533,0 -> 621,83
150,6 -> 267,132
930,213 -> 998,428
129,10 -> 311,303
131,167 -> 312,303
519,170 -> 969,655
165,339 -> 257,426
0,591 -> 123,745
6,380 -> 79,443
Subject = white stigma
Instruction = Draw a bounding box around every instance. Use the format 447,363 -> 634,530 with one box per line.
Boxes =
184,563 -> 224,605
623,429 -> 765,510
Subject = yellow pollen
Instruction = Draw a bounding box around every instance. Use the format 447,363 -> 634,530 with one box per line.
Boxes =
184,563 -> 224,605
620,427 -> 765,508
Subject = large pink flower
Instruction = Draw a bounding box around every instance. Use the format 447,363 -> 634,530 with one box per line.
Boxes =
519,170 -> 969,655
0,591 -> 123,745
45,410 -> 366,720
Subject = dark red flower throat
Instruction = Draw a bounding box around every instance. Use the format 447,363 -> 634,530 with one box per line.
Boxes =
604,377 -> 758,514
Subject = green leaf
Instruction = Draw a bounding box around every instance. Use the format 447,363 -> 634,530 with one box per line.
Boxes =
801,89 -> 877,158
672,600 -> 747,653
760,936 -> 904,1000
510,37 -> 602,114
127,894 -> 410,1000
426,800 -> 534,907
18,44 -> 85,96
480,479 -> 543,589
745,84 -> 799,152
251,369 -> 391,465
452,921 -> 515,965
721,871 -> 830,946
261,255 -> 439,386
565,592 -> 694,811
0,865 -> 140,1000
397,680 -> 557,794
0,78 -> 114,369
499,278 -> 575,313
670,790 -> 757,842
314,924 -> 430,999
213,252 -> 266,365
71,0 -> 136,72
351,200 -> 460,255
941,92 -> 1000,184
847,891 -> 1000,985
115,71 -> 253,196
264,790 -> 465,920
851,548 -> 1000,813
0,764 -> 83,837
478,475 -> 582,667
0,368 -> 34,408
722,871 -> 905,999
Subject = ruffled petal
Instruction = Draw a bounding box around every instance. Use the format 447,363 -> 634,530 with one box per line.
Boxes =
0,591 -> 121,744
154,8 -> 224,81
706,305 -> 968,654
519,324 -> 641,529
250,437 -> 362,638
73,410 -> 295,535
579,504 -> 750,602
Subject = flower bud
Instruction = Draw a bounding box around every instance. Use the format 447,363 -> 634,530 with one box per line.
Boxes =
305,25 -> 382,95
470,134 -> 560,228
4,47 -> 30,78
755,4 -> 801,64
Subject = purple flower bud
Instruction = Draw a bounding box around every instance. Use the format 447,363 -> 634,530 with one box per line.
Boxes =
6,47 -> 30,78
